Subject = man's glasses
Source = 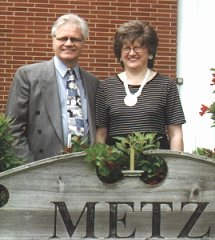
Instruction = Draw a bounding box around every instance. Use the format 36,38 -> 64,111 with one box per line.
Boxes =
54,36 -> 83,44
122,46 -> 146,54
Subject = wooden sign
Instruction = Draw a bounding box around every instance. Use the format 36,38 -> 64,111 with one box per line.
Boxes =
0,150 -> 214,239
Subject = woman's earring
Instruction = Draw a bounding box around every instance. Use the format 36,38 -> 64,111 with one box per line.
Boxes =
149,54 -> 153,60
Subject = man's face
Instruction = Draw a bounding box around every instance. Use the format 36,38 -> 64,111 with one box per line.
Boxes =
53,23 -> 84,67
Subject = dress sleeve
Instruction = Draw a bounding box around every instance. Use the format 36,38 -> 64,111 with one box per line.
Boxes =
96,82 -> 109,128
165,81 -> 186,125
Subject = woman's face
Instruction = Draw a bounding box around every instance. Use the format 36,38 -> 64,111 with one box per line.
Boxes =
120,39 -> 149,72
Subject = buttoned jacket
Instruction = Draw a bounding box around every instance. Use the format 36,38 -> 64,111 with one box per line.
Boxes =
6,58 -> 99,161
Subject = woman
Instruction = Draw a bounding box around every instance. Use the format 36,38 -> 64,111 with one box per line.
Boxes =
96,20 -> 186,151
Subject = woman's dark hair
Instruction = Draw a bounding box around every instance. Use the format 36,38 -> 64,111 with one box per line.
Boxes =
114,20 -> 158,68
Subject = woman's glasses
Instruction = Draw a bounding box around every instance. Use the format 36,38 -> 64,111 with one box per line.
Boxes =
122,46 -> 146,54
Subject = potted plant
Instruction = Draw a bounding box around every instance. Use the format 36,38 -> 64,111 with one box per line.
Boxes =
84,143 -> 125,183
84,132 -> 167,185
0,114 -> 24,172
114,132 -> 167,185
137,154 -> 168,185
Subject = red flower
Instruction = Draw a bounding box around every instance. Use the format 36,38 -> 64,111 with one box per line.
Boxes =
210,73 -> 215,85
199,104 -> 209,116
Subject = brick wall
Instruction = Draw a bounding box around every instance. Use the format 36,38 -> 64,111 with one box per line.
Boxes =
0,0 -> 177,113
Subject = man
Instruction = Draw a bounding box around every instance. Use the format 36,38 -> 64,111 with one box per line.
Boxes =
5,13 -> 99,162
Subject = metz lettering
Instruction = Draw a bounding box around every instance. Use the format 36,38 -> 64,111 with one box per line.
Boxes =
178,202 -> 210,238
108,202 -> 136,238
141,202 -> 173,238
51,202 -> 98,238
50,201 -> 211,239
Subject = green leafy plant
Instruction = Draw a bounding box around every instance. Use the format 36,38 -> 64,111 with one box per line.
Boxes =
197,68 -> 215,158
63,135 -> 88,153
84,143 -> 125,177
0,114 -> 24,172
114,132 -> 167,184
85,132 -> 167,184
199,68 -> 215,127
193,147 -> 215,159
114,132 -> 160,169
137,154 -> 167,184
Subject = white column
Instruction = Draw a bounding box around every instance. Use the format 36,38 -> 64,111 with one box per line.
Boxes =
177,0 -> 215,153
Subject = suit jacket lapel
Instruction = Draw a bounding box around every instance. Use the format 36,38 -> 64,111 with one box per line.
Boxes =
40,60 -> 64,144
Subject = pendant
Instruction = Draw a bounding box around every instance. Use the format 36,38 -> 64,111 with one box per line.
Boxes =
124,94 -> 137,106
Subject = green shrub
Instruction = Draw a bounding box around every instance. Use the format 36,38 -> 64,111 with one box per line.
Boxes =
0,114 -> 24,172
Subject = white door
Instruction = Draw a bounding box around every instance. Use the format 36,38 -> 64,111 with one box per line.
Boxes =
177,0 -> 215,153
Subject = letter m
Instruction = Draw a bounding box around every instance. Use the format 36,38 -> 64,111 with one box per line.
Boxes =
51,201 -> 98,238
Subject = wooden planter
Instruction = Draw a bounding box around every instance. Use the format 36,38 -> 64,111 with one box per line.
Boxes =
0,150 -> 214,239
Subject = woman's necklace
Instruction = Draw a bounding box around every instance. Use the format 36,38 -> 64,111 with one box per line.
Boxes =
118,68 -> 150,106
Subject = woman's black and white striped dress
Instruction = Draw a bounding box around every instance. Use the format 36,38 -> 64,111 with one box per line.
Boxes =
96,73 -> 186,148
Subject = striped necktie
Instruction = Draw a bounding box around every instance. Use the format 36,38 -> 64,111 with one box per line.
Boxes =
66,69 -> 84,148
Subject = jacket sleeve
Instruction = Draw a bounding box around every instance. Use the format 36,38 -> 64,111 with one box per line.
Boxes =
5,66 -> 34,162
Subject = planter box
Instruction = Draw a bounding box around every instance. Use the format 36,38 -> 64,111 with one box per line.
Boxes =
0,150 -> 214,239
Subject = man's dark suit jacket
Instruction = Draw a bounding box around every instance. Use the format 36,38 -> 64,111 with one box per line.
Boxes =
6,58 -> 99,162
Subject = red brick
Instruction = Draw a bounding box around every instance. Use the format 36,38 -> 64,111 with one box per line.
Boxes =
0,0 -> 177,113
